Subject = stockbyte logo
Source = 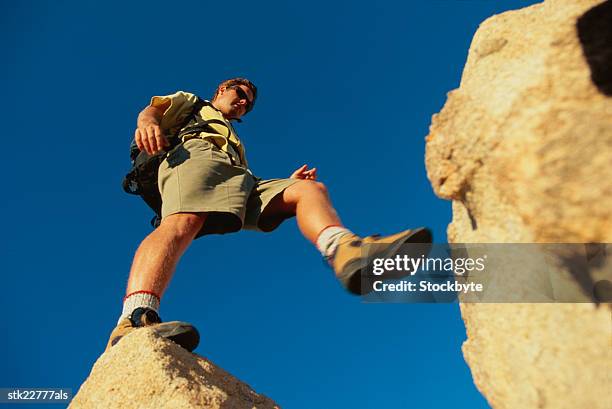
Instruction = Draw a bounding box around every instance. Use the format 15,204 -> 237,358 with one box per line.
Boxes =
371,254 -> 487,276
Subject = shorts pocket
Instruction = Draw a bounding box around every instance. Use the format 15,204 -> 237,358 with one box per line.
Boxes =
183,138 -> 213,153
184,138 -> 232,164
210,146 -> 231,163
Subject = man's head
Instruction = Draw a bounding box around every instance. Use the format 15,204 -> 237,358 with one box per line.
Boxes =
211,78 -> 257,120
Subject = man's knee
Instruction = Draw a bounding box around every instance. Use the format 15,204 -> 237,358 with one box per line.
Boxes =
159,212 -> 207,239
286,180 -> 328,202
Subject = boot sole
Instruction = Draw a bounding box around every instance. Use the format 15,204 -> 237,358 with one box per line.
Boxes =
151,321 -> 200,352
110,321 -> 200,352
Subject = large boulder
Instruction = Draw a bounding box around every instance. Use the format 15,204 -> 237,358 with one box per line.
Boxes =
425,0 -> 612,408
70,329 -> 278,409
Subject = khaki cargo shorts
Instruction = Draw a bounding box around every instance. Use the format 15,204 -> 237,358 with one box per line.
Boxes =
158,138 -> 298,237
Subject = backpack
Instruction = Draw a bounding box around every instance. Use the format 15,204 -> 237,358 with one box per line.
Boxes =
122,98 -> 208,227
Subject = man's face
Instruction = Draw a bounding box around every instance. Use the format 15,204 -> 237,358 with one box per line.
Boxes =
213,84 -> 254,120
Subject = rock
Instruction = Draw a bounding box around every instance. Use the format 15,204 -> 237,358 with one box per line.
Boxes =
426,0 -> 612,244
70,329 -> 278,409
425,0 -> 612,408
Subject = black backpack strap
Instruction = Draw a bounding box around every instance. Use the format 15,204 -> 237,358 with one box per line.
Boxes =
170,97 -> 207,144
177,119 -> 232,140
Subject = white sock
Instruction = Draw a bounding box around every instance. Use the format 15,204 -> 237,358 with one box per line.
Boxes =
118,291 -> 160,324
316,226 -> 352,259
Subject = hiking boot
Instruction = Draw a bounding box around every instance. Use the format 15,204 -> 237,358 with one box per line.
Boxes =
105,307 -> 200,352
331,227 -> 432,295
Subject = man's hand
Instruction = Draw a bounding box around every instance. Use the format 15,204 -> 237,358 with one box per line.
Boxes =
135,123 -> 168,155
135,105 -> 169,155
290,164 -> 317,180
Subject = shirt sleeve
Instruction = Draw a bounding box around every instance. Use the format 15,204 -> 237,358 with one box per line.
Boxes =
150,91 -> 199,134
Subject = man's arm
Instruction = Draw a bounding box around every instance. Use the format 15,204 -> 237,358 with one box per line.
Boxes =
134,100 -> 171,155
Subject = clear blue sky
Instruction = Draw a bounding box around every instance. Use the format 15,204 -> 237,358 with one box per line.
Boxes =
1,1 -> 538,408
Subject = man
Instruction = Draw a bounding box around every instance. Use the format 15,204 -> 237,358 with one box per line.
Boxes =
107,78 -> 432,352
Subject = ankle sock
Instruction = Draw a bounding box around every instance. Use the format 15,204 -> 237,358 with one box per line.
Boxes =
118,290 -> 160,324
316,225 -> 352,259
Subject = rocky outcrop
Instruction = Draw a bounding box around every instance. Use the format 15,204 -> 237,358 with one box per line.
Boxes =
70,329 -> 278,409
425,0 -> 612,408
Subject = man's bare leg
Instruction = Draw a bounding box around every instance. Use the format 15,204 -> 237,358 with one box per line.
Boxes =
260,180 -> 342,243
126,212 -> 207,297
261,180 -> 432,295
106,212 -> 206,352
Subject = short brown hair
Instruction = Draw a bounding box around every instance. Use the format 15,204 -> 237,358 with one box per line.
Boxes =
212,77 -> 258,113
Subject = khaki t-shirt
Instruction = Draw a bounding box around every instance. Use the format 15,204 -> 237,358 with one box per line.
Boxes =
150,91 -> 247,167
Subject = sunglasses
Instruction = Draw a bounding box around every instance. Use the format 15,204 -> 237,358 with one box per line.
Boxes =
230,86 -> 253,112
